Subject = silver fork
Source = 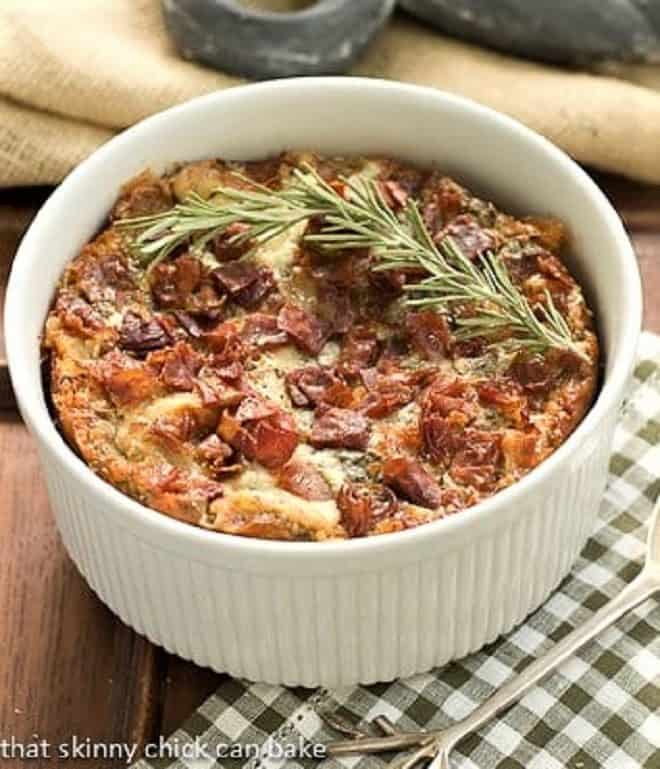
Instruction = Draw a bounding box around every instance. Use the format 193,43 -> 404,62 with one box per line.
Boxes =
327,497 -> 660,768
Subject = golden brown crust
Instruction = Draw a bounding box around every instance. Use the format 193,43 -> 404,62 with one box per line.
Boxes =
44,153 -> 599,541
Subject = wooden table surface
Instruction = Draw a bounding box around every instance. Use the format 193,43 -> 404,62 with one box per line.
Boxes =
0,173 -> 658,767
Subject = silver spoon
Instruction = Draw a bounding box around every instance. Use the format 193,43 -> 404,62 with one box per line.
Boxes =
327,496 -> 660,768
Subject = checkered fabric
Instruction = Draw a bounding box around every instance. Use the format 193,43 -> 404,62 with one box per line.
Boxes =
135,332 -> 660,769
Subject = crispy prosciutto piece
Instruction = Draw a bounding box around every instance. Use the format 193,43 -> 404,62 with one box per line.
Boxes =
508,351 -> 557,395
368,266 -> 408,295
110,170 -> 172,221
421,377 -> 479,424
56,294 -> 105,337
243,412 -> 298,468
277,459 -> 333,501
74,246 -> 134,304
212,260 -> 260,295
316,283 -> 355,334
277,303 -> 330,356
204,320 -> 245,364
337,325 -> 381,380
310,407 -> 371,451
148,341 -> 202,391
195,378 -> 243,409
226,518 -> 296,541
235,394 -> 279,422
360,385 -> 415,419
501,430 -> 539,472
442,214 -> 494,259
241,313 -> 288,350
359,363 -> 434,418
144,464 -> 224,522
285,365 -> 339,408
318,381 -> 356,409
212,261 -> 275,308
213,222 -> 252,262
453,337 -> 488,359
172,310 -> 204,339
421,406 -> 503,487
150,256 -> 226,320
97,351 -> 159,407
363,361 -> 437,389
405,311 -> 450,361
233,269 -> 275,308
446,428 -> 503,491
219,395 -> 298,469
421,415 -> 456,466
536,251 -> 573,288
242,156 -> 286,186
359,373 -> 415,418
119,311 -> 172,354
308,244 -> 357,286
378,180 -> 409,210
378,159 -> 427,199
150,412 -> 196,448
477,380 -> 527,427
450,464 -> 499,491
382,457 -> 443,509
421,175 -> 466,237
337,482 -> 399,537
150,255 -> 202,309
196,434 -> 240,476
453,430 -> 502,469
549,347 -> 588,377
213,361 -> 244,381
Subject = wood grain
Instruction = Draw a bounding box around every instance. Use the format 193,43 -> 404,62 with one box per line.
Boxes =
0,189 -> 50,408
593,174 -> 660,333
0,170 -> 658,766
0,413 -> 162,768
158,661 -> 220,737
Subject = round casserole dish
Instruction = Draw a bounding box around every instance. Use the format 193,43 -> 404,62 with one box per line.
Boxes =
5,79 -> 641,686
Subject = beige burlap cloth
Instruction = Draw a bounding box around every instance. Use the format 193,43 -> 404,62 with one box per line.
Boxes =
4,0 -> 660,187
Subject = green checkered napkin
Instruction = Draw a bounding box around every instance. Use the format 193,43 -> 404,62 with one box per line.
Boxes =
135,332 -> 660,769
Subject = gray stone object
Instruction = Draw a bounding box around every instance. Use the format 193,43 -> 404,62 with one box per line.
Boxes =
400,0 -> 660,65
162,0 -> 396,79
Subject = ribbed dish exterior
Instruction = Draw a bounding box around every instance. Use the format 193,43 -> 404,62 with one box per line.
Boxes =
40,412 -> 614,688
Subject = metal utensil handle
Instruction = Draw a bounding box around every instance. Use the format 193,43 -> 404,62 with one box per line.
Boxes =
441,568 -> 658,751
326,568 -> 659,758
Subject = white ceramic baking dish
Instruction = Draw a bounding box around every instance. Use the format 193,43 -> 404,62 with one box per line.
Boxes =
5,79 -> 641,687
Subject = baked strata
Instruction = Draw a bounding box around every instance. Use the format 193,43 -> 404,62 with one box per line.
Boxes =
43,153 -> 599,540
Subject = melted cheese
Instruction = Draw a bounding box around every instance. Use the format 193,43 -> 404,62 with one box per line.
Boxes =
211,488 -> 339,532
293,443 -> 347,492
115,392 -> 216,462
254,220 -> 307,278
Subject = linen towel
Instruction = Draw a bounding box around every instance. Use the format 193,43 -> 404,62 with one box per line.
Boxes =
6,1 -> 660,186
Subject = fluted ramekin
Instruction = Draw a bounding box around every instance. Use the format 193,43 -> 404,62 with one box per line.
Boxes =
5,79 -> 641,686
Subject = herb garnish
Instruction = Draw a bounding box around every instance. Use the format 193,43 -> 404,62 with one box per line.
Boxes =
119,164 -> 583,359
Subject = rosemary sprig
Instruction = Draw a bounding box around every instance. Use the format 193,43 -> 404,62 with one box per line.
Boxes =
118,165 -> 583,359
119,186 -> 316,270
399,238 -> 581,357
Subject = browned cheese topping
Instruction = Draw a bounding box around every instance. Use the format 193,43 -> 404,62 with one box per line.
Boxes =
44,153 -> 599,540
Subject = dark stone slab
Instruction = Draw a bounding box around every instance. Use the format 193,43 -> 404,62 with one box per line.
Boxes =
400,0 -> 660,65
162,0 -> 396,79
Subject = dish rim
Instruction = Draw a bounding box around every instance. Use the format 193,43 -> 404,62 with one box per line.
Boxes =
5,77 -> 642,562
